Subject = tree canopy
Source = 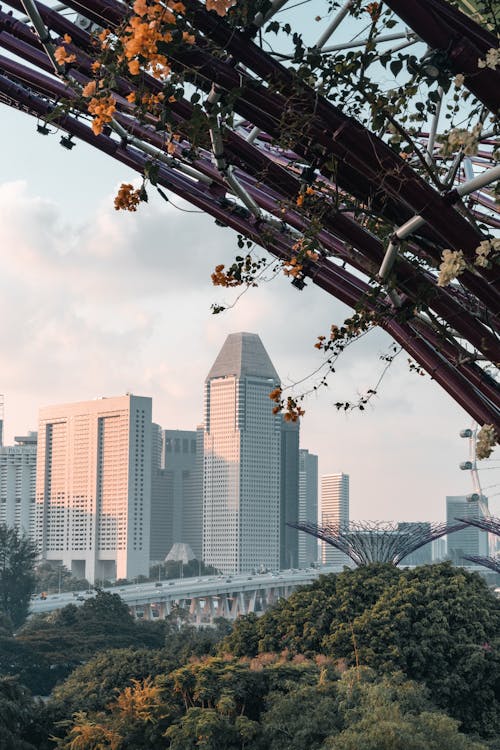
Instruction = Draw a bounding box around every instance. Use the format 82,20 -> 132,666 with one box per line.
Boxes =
0,524 -> 38,629
222,563 -> 500,737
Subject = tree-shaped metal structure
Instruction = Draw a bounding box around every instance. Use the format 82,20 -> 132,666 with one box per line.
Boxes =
287,520 -> 466,566
0,0 -> 498,426
464,555 -> 500,574
455,515 -> 500,537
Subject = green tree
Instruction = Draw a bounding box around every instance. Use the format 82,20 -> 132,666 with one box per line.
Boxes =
223,564 -> 500,737
0,524 -> 37,628
0,676 -> 39,750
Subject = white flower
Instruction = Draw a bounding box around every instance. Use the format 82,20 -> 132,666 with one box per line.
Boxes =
437,249 -> 466,286
476,424 -> 498,460
475,238 -> 500,268
478,48 -> 500,70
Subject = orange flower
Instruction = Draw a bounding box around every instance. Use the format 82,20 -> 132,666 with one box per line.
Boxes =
82,80 -> 97,98
128,59 -> 140,75
182,31 -> 195,44
206,0 -> 235,16
114,183 -> 142,211
63,34 -> 72,43
54,46 -> 76,65
88,94 -> 116,135
126,91 -> 137,103
90,61 -> 101,72
133,0 -> 148,16
296,194 -> 304,207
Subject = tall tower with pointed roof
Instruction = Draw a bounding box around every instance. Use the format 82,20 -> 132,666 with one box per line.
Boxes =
203,333 -> 281,574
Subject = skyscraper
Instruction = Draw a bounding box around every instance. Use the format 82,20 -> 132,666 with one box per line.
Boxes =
203,332 -> 281,574
298,448 -> 318,568
36,394 -> 152,583
446,494 -> 490,564
149,423 -> 172,563
321,472 -> 349,566
161,428 -> 203,559
280,418 -> 300,570
0,432 -> 37,538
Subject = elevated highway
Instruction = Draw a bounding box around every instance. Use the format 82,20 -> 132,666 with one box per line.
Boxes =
30,568 -> 335,623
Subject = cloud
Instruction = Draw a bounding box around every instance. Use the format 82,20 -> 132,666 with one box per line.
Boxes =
1,179 -> 496,524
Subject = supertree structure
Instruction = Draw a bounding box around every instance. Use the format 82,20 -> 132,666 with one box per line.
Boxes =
464,555 -> 500,574
0,0 -> 498,426
455,515 -> 500,536
287,520 -> 467,566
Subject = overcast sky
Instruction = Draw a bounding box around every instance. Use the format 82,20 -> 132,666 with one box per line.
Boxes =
1,80 -> 498,524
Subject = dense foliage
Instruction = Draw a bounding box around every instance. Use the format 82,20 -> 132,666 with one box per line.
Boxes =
223,563 -> 500,737
0,524 -> 38,629
1,563 -> 499,747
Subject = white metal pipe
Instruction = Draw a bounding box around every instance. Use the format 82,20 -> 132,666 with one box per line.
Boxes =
315,0 -> 354,50
111,120 -> 212,185
425,86 -> 443,166
246,126 -> 261,143
253,0 -> 289,29
19,0 -> 59,72
225,165 -> 262,218
321,29 -> 414,54
455,165 -> 500,197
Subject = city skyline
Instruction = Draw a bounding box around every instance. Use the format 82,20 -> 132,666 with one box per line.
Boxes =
0,164 -> 497,524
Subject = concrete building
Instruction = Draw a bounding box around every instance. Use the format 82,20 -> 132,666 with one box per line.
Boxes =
203,332 -> 281,575
446,494 -> 490,564
280,419 -> 300,570
321,473 -> 349,566
0,432 -> 37,538
149,423 -> 172,563
162,428 -> 202,559
298,449 -> 318,568
35,394 -> 152,583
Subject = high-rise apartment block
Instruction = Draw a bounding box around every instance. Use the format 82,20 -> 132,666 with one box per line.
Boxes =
203,333 -> 281,574
36,394 -> 152,583
446,494 -> 490,564
298,449 -> 318,567
321,472 -> 349,566
0,432 -> 37,537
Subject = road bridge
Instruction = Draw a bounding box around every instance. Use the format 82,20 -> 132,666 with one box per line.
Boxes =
30,568 -> 334,624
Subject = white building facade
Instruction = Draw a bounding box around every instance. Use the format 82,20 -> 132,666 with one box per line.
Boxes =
321,472 -> 350,566
0,433 -> 37,539
298,448 -> 318,568
36,394 -> 152,583
203,333 -> 281,575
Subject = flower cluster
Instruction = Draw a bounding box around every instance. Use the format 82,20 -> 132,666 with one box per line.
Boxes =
269,387 -> 304,422
475,238 -> 500,268
206,0 -> 236,16
211,264 -> 243,287
87,95 -> 116,135
478,47 -> 500,70
54,34 -> 76,65
296,186 -> 315,207
114,183 -> 142,211
365,2 -> 381,22
476,424 -> 498,460
439,124 -> 481,157
437,249 -> 466,287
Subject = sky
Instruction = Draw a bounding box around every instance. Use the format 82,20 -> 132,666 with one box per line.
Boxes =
0,8 -> 498,523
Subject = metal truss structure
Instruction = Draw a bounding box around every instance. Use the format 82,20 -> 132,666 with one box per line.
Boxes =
287,519 -> 466,566
0,0 -> 498,427
455,515 -> 500,536
464,555 -> 500,574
